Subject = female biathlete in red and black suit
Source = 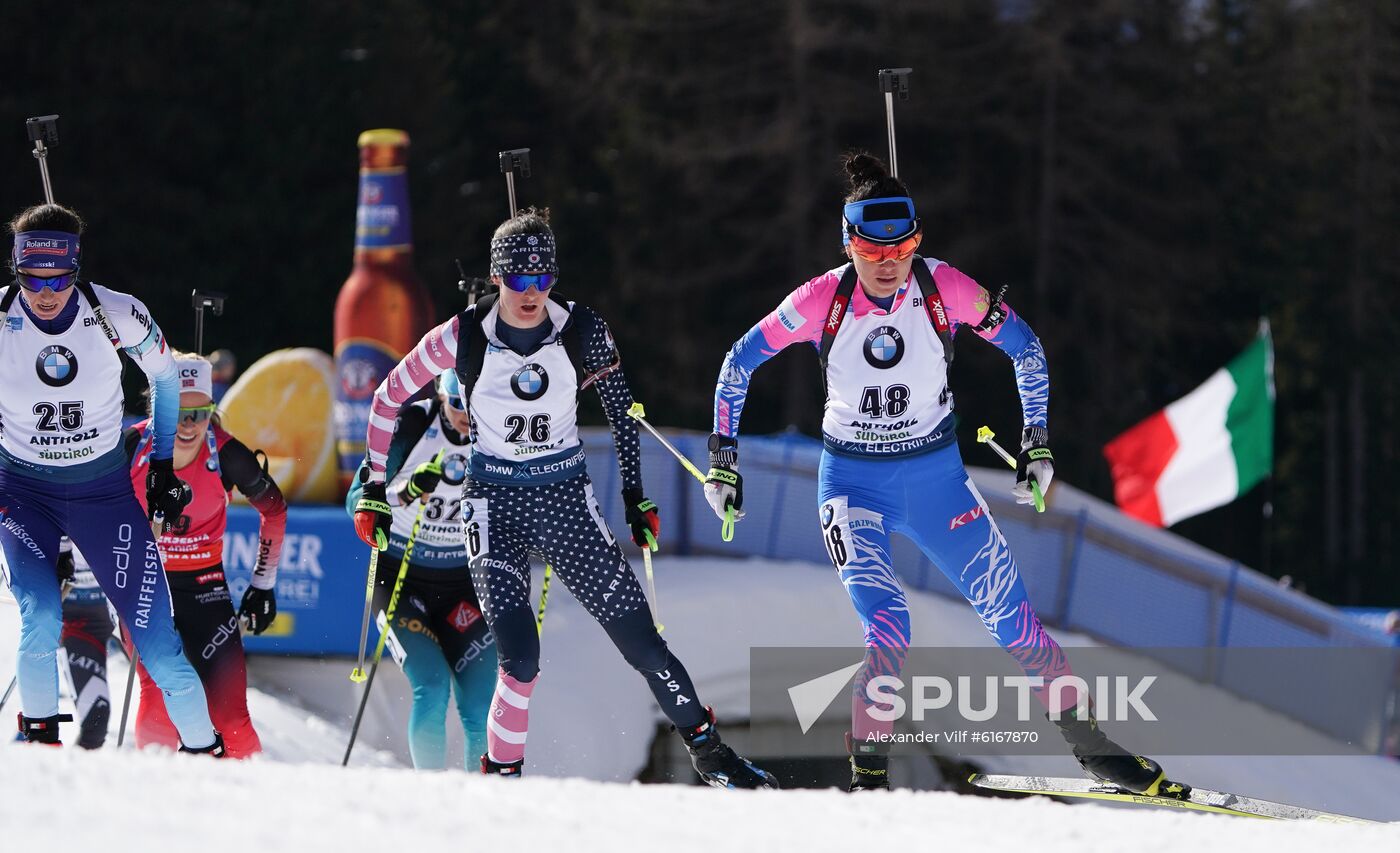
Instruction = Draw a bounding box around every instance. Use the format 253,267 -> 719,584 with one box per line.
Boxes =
122,352 -> 287,757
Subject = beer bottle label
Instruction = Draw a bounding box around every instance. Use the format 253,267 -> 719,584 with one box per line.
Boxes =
334,338 -> 402,475
355,168 -> 412,251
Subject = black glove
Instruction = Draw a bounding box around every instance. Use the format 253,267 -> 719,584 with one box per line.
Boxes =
704,433 -> 744,521
56,541 -> 75,585
238,586 -> 278,635
1014,426 -> 1055,506
353,477 -> 392,550
622,487 -> 660,549
398,454 -> 444,504
146,457 -> 193,533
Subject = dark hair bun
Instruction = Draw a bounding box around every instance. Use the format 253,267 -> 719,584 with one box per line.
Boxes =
842,151 -> 889,188
520,205 -> 552,224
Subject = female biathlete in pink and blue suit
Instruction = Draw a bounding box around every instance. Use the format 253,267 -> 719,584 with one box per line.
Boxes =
704,152 -> 1172,794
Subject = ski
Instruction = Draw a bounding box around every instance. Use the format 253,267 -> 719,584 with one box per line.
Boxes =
968,773 -> 1377,824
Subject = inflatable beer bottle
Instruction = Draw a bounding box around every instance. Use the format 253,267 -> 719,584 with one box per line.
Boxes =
333,129 -> 433,493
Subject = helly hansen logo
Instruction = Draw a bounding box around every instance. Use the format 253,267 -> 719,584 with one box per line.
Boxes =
949,505 -> 984,530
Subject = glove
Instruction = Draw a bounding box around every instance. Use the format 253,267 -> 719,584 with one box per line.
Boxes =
56,539 -> 75,584
398,454 -> 445,504
146,457 -> 193,533
238,586 -> 277,635
354,479 -> 392,550
623,487 -> 660,549
704,433 -> 745,521
1013,426 -> 1055,505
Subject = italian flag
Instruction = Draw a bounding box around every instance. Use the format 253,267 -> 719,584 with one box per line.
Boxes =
1103,321 -> 1274,527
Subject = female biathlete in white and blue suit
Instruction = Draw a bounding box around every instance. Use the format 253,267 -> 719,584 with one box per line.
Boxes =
705,153 -> 1171,794
0,203 -> 219,753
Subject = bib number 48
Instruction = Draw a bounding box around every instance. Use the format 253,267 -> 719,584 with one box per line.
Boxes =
858,385 -> 910,419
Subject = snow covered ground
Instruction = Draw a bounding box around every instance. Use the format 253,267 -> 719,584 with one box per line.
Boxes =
4,556 -> 1400,850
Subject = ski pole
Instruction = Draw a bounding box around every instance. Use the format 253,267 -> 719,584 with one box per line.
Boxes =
626,402 -> 736,542
976,425 -> 1045,513
642,531 -> 662,633
876,69 -> 912,178
343,466 -> 436,766
116,627 -> 138,747
26,115 -> 59,204
349,545 -> 382,683
499,149 -> 531,218
536,563 -> 552,637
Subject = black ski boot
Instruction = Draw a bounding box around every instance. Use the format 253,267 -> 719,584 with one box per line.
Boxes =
179,731 -> 227,757
846,732 -> 890,791
679,707 -> 778,790
1050,707 -> 1184,798
481,754 -> 524,777
17,712 -> 73,745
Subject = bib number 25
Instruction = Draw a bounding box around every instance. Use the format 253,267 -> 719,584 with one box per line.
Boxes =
34,401 -> 85,432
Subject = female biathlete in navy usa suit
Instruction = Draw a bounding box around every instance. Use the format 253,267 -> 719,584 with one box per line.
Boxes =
353,208 -> 775,788
705,154 -> 1172,794
0,203 -> 218,753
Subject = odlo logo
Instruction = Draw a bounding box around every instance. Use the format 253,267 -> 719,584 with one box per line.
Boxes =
36,345 -> 79,387
511,364 -> 548,401
863,326 -> 904,369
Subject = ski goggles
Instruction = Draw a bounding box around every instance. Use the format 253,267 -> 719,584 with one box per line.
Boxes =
848,234 -> 921,263
439,370 -> 466,410
178,404 -> 217,425
842,196 -> 920,246
14,268 -> 80,293
501,272 -> 558,293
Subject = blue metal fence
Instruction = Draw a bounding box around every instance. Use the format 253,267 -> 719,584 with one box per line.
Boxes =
579,427 -> 1400,754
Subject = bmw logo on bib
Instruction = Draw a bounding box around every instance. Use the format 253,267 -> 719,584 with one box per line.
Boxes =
442,453 -> 468,486
863,326 -> 904,369
820,502 -> 835,529
511,364 -> 548,401
461,501 -> 475,522
36,345 -> 79,387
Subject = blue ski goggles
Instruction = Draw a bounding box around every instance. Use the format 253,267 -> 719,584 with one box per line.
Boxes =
841,196 -> 921,246
439,370 -> 466,410
15,267 -> 80,293
501,272 -> 558,293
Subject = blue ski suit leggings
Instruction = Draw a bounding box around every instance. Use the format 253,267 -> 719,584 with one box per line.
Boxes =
0,463 -> 215,747
817,441 -> 1074,744
373,562 -> 495,770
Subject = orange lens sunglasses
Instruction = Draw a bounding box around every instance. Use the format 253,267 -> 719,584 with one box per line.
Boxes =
848,234 -> 920,263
